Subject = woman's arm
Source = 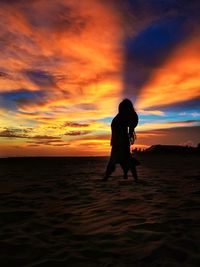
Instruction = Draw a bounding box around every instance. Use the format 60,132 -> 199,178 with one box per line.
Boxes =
128,112 -> 138,144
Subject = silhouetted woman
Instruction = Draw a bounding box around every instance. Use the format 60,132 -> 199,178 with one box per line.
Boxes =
103,99 -> 139,181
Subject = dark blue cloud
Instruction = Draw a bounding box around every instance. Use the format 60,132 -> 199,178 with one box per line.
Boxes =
123,15 -> 191,100
0,89 -> 43,100
126,16 -> 189,67
25,70 -> 55,87
113,0 -> 200,18
0,89 -> 44,110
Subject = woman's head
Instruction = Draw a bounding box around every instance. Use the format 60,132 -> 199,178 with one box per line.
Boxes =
118,98 -> 135,115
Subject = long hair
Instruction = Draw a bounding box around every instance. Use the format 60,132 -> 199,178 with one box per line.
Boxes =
118,98 -> 135,115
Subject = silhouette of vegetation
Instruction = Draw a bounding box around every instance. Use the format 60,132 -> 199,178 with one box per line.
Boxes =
133,144 -> 200,155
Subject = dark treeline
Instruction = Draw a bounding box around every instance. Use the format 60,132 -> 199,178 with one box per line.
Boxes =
133,143 -> 200,155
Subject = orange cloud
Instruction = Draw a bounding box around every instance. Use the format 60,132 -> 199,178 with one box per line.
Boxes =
1,1 -> 200,156
0,0 -> 124,156
137,37 -> 200,110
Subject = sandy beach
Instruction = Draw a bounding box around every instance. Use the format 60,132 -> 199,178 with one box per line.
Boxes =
0,155 -> 200,267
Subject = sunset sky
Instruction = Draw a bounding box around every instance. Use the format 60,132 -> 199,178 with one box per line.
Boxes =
0,0 -> 200,157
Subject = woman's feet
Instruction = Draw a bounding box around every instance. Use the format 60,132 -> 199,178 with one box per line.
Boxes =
131,167 -> 138,181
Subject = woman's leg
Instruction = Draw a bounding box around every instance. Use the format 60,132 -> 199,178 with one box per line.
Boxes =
130,165 -> 138,181
129,156 -> 138,181
120,161 -> 129,179
103,158 -> 116,180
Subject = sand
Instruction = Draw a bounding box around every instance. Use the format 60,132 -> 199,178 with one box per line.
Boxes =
0,155 -> 200,267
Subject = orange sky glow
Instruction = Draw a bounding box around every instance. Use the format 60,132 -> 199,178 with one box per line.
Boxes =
0,0 -> 200,157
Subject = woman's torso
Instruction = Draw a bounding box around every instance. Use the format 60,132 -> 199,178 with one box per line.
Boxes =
111,114 -> 130,147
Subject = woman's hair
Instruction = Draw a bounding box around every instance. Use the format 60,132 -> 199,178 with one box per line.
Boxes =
118,98 -> 135,115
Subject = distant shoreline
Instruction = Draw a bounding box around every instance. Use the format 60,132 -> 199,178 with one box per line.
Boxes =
1,144 -> 200,159
0,156 -> 110,160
